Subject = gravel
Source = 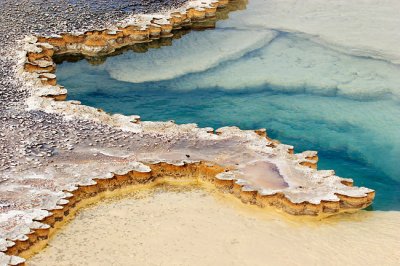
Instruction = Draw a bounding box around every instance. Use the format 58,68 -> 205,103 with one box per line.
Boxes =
0,0 -> 187,172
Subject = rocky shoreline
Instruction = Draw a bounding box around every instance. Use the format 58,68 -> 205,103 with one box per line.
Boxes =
0,0 -> 374,265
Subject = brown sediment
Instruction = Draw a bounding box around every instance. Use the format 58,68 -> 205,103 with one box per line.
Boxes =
44,94 -> 67,101
4,161 -> 374,264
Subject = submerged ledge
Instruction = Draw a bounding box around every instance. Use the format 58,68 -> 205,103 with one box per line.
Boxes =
1,0 -> 374,265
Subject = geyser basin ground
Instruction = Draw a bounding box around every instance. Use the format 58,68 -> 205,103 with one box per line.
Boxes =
30,186 -> 400,266
56,26 -> 400,211
2,0 -> 400,264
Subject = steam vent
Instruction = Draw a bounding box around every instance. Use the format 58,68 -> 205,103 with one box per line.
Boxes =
7,0 -> 400,265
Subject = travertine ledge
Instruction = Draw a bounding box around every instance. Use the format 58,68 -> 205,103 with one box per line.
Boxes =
3,162 -> 375,262
0,0 -> 374,265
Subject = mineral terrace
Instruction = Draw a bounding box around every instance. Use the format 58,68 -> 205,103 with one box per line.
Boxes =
0,0 -> 374,265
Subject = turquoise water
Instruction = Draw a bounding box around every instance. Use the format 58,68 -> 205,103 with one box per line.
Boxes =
55,4 -> 400,211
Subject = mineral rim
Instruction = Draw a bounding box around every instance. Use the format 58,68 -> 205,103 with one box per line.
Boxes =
0,0 -> 374,265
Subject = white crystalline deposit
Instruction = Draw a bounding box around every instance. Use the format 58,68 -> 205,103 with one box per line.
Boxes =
118,0 -> 219,29
25,97 -> 142,132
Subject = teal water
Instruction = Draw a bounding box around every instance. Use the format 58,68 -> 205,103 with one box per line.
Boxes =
55,4 -> 400,211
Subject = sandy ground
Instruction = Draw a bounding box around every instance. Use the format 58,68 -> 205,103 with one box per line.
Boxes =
29,186 -> 400,266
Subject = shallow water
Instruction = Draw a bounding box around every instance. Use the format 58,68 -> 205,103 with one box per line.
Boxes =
29,187 -> 400,265
56,0 -> 400,210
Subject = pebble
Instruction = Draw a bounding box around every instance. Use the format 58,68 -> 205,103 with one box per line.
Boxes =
0,0 -> 186,171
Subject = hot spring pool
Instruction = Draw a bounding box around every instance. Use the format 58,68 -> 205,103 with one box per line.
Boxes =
55,0 -> 400,211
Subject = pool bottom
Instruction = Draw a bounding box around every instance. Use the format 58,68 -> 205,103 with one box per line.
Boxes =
29,185 -> 400,266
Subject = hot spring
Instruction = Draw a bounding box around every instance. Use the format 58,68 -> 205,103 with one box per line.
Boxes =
54,0 -> 400,211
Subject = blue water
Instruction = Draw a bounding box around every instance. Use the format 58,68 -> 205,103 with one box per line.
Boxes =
55,4 -> 400,211
56,64 -> 399,211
